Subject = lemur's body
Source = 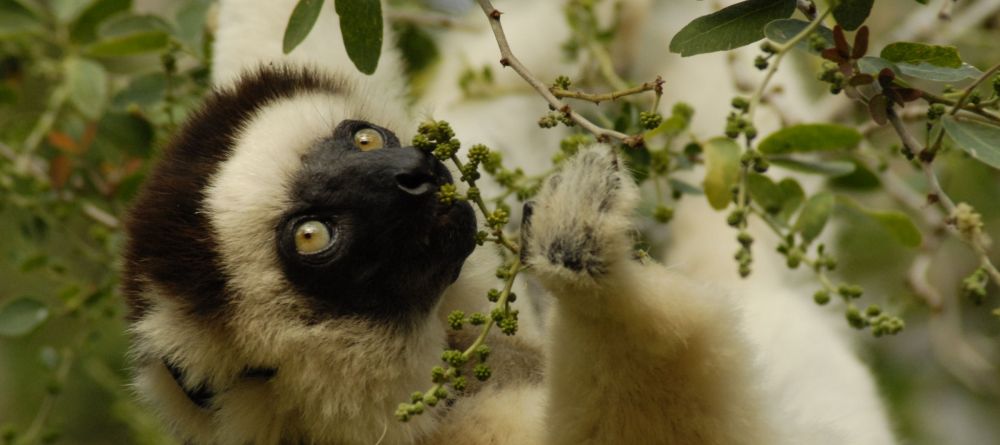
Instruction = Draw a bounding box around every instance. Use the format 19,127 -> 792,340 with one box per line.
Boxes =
123,1 -> 896,444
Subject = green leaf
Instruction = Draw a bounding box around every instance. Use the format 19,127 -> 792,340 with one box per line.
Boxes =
831,0 -> 873,30
335,0 -> 383,75
776,178 -> 804,223
95,112 -> 154,157
768,157 -> 856,176
880,42 -> 963,68
50,0 -> 94,23
763,18 -> 834,53
829,160 -> 881,190
69,0 -> 131,43
941,116 -> 1000,170
283,0 -> 325,54
66,58 -> 108,120
758,124 -> 862,155
175,0 -> 212,58
747,173 -> 784,214
857,56 -> 899,75
794,192 -> 835,243
0,3 -> 44,37
0,297 -> 50,337
702,137 -> 742,210
839,197 -> 922,247
669,0 -> 796,57
894,62 -> 982,82
86,31 -> 170,57
111,72 -> 166,110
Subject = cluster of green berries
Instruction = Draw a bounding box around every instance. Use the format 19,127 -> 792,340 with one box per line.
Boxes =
962,266 -> 989,305
845,303 -> 904,336
926,103 -> 947,121
437,183 -> 459,205
725,97 -> 757,140
414,120 -> 461,161
732,230 -> 754,277
639,111 -> 663,130
447,310 -> 489,330
538,111 -> 575,128
552,75 -> 572,90
808,33 -> 829,53
755,41 -> 778,70
818,62 -> 846,94
492,307 -> 520,335
740,149 -> 769,174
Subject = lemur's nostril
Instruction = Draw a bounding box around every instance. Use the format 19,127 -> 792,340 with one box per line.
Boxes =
396,172 -> 435,196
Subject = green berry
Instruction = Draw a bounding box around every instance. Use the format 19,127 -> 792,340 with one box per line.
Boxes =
814,290 -> 831,305
473,363 -> 492,381
653,205 -> 674,223
447,310 -> 465,330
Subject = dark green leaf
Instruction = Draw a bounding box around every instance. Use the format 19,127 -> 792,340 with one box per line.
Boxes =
763,19 -> 834,53
283,0 -> 325,54
394,23 -> 439,77
86,31 -> 170,57
702,137 -> 741,210
768,157 -> 856,176
111,72 -> 166,110
880,42 -> 963,68
839,197 -> 922,247
829,160 -> 880,190
50,0 -> 93,23
95,112 -> 154,157
894,62 -> 982,82
794,191 -> 835,243
175,0 -> 212,57
776,178 -> 804,223
67,58 -> 108,120
0,297 -> 50,337
0,3 -> 43,36
941,116 -> 1000,170
70,0 -> 131,43
831,0 -> 873,30
758,124 -> 862,154
669,0 -> 796,57
747,173 -> 784,213
335,0 -> 383,74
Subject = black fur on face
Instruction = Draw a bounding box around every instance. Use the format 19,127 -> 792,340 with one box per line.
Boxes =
276,120 -> 476,321
122,66 -> 346,321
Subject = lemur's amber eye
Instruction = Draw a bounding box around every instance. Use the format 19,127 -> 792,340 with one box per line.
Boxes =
353,128 -> 384,151
293,220 -> 334,255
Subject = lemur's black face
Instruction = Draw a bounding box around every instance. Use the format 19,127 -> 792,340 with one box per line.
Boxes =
276,120 -> 476,320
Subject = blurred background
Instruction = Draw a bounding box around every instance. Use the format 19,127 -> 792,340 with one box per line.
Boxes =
1,0 -> 998,443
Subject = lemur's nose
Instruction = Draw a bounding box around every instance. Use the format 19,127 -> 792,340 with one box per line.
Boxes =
393,148 -> 438,196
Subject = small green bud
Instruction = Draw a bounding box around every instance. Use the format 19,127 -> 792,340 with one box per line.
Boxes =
411,391 -> 424,403
760,41 -> 778,54
814,290 -> 831,305
441,349 -> 467,367
845,305 -> 866,329
434,386 -> 449,399
753,157 -> 769,173
467,144 -> 491,164
653,205 -> 674,223
553,75 -> 572,89
452,376 -> 468,392
431,366 -> 447,383
727,209 -> 744,227
731,97 -> 750,111
487,289 -> 501,303
447,310 -> 466,330
475,230 -> 489,246
395,404 -> 411,422
865,304 -> 882,317
754,56 -> 769,70
737,232 -> 754,247
738,264 -> 752,278
423,394 -> 439,406
469,312 -> 487,325
473,363 -> 492,381
639,111 -> 663,130
437,183 -> 459,205
475,345 -> 491,362
538,113 -> 559,128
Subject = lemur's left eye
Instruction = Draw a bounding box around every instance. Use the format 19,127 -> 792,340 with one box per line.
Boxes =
294,220 -> 334,255
353,128 -> 384,151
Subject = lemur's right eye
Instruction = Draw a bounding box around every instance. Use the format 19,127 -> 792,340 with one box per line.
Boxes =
293,220 -> 334,255
353,128 -> 385,151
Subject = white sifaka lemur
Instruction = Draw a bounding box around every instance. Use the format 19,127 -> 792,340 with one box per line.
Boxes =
122,0 -> 897,444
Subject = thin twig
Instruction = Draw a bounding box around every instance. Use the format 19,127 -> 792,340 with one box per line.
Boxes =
474,0 -> 640,147
550,76 -> 663,105
950,62 -> 1000,116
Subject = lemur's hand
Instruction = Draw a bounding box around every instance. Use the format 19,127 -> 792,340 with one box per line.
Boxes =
520,146 -> 639,288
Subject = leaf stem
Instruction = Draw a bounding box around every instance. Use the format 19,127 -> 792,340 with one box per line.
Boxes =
550,76 -> 663,105
475,0 -> 641,147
